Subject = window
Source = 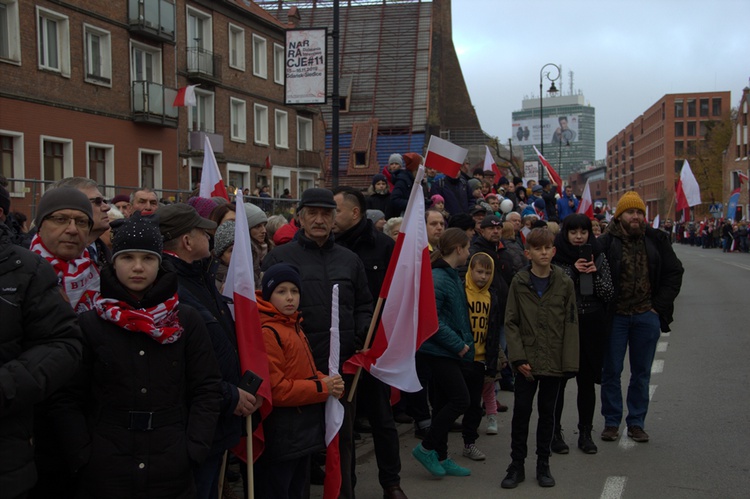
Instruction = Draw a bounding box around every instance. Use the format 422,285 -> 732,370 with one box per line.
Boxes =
139,149 -> 162,191
254,104 -> 268,145
699,98 -> 709,117
0,134 -> 13,179
41,137 -> 72,181
273,43 -> 284,84
674,141 -> 684,156
712,98 -> 722,117
699,121 -> 708,137
187,7 -> 213,75
36,6 -> 70,76
674,122 -> 683,137
297,117 -> 312,151
228,24 -> 245,70
230,98 -> 246,142
131,41 -> 162,83
84,24 -> 111,84
0,1 -> 21,63
687,99 -> 696,117
227,163 -> 250,194
0,131 -> 23,192
275,110 -> 288,148
674,100 -> 683,118
189,89 -> 215,132
87,143 -> 114,197
686,140 -> 696,155
252,34 -> 267,78
687,121 -> 696,136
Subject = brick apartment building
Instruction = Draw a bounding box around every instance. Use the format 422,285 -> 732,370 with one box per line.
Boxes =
606,91 -> 731,219
722,86 -> 749,221
0,0 -> 325,219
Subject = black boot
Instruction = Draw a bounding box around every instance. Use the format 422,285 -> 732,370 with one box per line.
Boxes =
536,460 -> 555,488
551,426 -> 569,454
577,424 -> 598,454
501,461 -> 525,489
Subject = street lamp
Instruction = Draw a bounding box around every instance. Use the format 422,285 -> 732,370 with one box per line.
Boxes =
539,63 -> 561,180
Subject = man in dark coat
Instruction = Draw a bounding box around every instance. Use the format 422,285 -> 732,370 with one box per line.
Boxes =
262,188 -> 373,499
332,187 -> 406,499
0,222 -> 82,499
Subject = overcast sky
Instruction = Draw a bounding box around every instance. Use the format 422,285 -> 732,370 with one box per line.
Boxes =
452,0 -> 749,160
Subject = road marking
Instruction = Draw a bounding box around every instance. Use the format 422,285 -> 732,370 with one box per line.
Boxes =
601,476 -> 627,499
619,432 -> 635,450
714,258 -> 750,271
651,359 -> 664,374
657,341 -> 668,352
649,384 -> 657,400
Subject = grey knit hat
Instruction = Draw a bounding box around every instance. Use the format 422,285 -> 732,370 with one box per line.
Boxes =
244,202 -> 268,229
35,187 -> 94,228
366,209 -> 385,224
213,220 -> 236,258
388,153 -> 403,167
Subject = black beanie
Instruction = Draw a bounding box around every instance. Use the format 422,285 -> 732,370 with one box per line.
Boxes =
262,263 -> 302,301
112,214 -> 163,261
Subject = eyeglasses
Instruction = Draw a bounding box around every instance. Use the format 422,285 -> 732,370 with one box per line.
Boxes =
45,215 -> 91,229
89,197 -> 105,206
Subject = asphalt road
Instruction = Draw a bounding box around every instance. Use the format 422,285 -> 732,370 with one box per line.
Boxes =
308,244 -> 750,499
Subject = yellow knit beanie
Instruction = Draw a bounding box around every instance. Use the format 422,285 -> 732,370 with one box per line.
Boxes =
614,191 -> 646,219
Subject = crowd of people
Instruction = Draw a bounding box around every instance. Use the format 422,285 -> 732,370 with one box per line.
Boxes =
0,156 -> 685,498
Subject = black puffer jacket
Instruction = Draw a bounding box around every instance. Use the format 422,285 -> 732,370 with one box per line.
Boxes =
0,224 -> 82,498
262,231 -> 373,373
54,266 -> 222,499
334,217 -> 394,302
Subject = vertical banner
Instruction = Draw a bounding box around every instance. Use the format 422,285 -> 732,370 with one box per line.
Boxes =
285,28 -> 327,104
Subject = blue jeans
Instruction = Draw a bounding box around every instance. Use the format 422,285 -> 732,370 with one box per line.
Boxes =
601,311 -> 661,429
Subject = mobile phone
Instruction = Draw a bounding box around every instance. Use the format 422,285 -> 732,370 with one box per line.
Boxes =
579,243 -> 593,261
239,369 -> 263,396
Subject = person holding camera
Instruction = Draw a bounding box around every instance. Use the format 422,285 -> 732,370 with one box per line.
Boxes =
552,214 -> 614,454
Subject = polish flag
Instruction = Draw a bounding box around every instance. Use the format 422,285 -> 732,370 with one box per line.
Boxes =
345,164 -> 439,392
577,179 -> 594,219
483,146 -> 502,184
173,84 -> 197,107
738,170 -> 748,188
323,285 -> 345,499
265,155 -> 272,170
199,135 -> 229,201
532,145 -> 563,187
424,136 -> 468,178
675,159 -> 701,211
224,197 -> 272,463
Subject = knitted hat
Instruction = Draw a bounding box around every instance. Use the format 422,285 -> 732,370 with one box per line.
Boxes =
480,214 -> 503,229
614,191 -> 646,219
112,214 -> 163,262
532,184 -> 544,193
372,173 -> 387,187
468,178 -> 482,192
366,209 -> 385,224
35,187 -> 94,228
244,202 -> 268,229
447,213 -> 474,231
213,220 -> 235,258
533,198 -> 546,210
0,185 -> 9,215
388,153 -> 404,167
262,263 -> 302,301
402,153 -> 423,172
430,194 -> 445,205
110,194 -> 130,205
187,196 -> 219,219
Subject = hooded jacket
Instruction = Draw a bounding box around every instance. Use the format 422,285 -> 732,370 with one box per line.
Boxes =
465,253 -> 506,374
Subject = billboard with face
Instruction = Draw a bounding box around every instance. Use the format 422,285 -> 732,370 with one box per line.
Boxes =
512,114 -> 580,145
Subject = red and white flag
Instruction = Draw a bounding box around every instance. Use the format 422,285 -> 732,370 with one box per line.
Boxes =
323,285 -> 345,499
577,179 -> 594,219
532,145 -> 563,187
224,197 -> 272,463
483,146 -> 502,184
345,164 -> 439,392
738,170 -> 748,188
424,136 -> 468,178
264,155 -> 272,170
675,159 -> 701,211
173,84 -> 197,107
200,135 -> 230,201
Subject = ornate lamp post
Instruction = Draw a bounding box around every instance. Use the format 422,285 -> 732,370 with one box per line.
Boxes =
539,63 -> 561,180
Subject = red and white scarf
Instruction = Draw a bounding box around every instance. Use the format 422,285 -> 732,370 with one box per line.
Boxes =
95,293 -> 184,344
30,234 -> 100,313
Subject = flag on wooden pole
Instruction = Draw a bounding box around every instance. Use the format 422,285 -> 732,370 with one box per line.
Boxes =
483,146 -> 502,184
424,136 -> 468,178
200,135 -> 230,201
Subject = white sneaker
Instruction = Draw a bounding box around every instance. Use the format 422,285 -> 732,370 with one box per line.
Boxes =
462,443 -> 486,461
486,415 -> 498,435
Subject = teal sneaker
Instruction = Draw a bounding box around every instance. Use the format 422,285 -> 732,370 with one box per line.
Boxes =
412,444 -> 446,476
440,458 -> 471,476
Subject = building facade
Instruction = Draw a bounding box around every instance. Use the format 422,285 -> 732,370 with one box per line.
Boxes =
723,86 -> 749,221
0,0 -> 325,220
512,92 -> 596,180
606,91 -> 731,219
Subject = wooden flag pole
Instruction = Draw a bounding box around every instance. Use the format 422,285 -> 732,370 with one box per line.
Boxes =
246,419 -> 254,499
217,450 -> 228,498
346,296 -> 384,403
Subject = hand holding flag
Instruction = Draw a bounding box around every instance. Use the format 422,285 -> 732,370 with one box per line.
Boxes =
323,285 -> 345,499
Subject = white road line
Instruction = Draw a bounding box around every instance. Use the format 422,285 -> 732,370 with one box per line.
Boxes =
618,431 -> 635,450
649,384 -> 657,400
651,359 -> 664,374
657,341 -> 668,352
714,258 -> 750,271
601,476 -> 627,499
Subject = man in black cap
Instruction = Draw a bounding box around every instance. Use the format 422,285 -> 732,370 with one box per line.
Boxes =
159,203 -> 261,499
539,179 -> 559,222
262,188 -> 373,499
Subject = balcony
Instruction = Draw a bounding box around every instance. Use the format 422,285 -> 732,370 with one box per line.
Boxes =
186,47 -> 222,84
298,150 -> 323,170
128,0 -> 176,44
132,81 -> 178,127
189,131 -> 224,154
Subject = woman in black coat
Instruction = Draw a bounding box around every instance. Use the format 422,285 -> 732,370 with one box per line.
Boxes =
56,216 -> 222,499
